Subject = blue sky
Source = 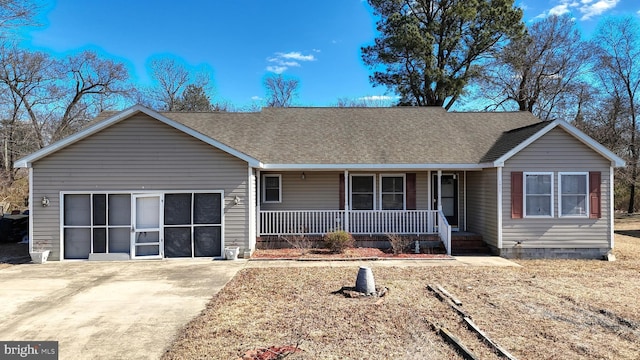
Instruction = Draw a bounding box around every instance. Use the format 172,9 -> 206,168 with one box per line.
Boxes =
17,0 -> 640,109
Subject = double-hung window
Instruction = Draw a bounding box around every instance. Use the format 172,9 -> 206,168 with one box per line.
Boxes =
559,172 -> 588,217
263,174 -> 282,203
351,175 -> 375,210
380,175 -> 405,210
524,172 -> 553,217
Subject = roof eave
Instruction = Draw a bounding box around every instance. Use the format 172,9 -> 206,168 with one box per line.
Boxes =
258,163 -> 493,171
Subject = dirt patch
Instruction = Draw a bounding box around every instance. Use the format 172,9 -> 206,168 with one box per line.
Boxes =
163,216 -> 640,360
251,247 -> 451,260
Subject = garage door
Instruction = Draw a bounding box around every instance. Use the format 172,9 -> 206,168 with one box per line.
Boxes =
62,191 -> 223,260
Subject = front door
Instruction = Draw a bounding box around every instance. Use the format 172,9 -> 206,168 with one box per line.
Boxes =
432,174 -> 458,228
131,194 -> 163,259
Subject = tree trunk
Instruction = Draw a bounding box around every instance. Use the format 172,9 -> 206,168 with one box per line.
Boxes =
628,160 -> 638,214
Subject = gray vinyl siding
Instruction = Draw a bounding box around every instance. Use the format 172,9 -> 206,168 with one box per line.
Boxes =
261,172 -> 340,210
260,171 -> 434,211
466,168 -> 499,247
31,114 -> 249,260
502,127 -> 611,249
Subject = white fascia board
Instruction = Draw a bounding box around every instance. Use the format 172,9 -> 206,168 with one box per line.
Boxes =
259,163 -> 489,171
492,120 -> 626,168
14,104 -> 262,168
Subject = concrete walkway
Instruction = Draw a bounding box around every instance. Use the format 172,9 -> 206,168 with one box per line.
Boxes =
0,259 -> 246,360
245,256 -> 521,268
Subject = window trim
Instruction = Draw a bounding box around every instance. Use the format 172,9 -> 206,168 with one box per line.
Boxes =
523,172 -> 554,218
379,174 -> 406,210
558,172 -> 589,218
262,174 -> 282,203
350,174 -> 376,210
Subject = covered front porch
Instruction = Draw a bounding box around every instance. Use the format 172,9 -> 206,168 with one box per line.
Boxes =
255,169 -> 477,256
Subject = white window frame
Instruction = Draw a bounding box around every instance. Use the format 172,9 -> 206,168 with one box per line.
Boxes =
523,172 -> 554,218
379,174 -> 406,210
262,174 -> 282,203
350,174 -> 376,210
558,172 -> 589,218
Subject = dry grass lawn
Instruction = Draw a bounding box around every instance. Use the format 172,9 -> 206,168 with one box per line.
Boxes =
161,218 -> 636,358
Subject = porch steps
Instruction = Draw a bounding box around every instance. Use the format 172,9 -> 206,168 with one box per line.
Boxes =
451,233 -> 492,256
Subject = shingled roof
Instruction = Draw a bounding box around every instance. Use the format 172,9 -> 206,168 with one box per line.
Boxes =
158,107 -> 541,165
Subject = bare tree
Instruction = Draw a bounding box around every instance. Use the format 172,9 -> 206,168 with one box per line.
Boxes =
591,17 -> 640,213
0,45 -> 131,147
0,44 -> 56,148
148,58 -> 189,111
0,0 -> 40,34
335,97 -> 393,107
52,50 -> 131,140
481,15 -> 589,121
264,74 -> 298,107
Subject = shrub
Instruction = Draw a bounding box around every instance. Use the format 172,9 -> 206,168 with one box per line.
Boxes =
323,230 -> 354,253
387,233 -> 413,255
282,234 -> 314,255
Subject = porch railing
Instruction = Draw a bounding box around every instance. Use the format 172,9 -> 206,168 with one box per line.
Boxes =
259,209 -> 451,254
435,210 -> 451,256
260,210 -> 346,235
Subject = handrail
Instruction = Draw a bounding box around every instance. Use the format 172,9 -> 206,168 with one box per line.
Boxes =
436,210 -> 451,255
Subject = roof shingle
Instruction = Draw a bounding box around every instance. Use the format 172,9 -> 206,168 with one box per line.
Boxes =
158,107 -> 541,165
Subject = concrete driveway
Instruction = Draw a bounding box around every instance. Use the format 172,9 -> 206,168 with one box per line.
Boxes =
0,259 -> 246,360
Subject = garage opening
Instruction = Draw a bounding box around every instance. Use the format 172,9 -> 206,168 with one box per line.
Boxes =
61,191 -> 223,260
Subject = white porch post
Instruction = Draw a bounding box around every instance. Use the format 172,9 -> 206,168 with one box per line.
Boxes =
427,170 -> 431,210
256,169 -> 261,237
437,170 -> 442,211
344,170 -> 349,232
463,170 -> 467,232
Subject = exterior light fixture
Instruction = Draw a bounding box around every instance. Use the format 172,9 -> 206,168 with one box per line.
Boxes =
41,196 -> 50,207
234,196 -> 241,205
301,172 -> 306,180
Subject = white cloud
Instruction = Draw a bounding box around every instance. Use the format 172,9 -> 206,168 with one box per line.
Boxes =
358,95 -> 396,101
266,66 -> 287,74
251,96 -> 263,101
534,0 -> 619,21
265,51 -> 316,73
277,51 -> 316,61
549,4 -> 570,16
579,0 -> 619,20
